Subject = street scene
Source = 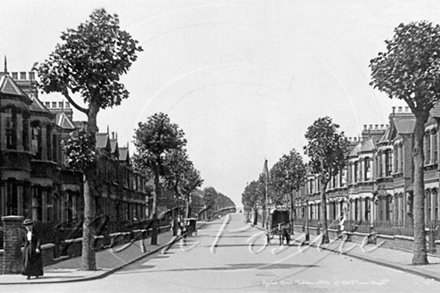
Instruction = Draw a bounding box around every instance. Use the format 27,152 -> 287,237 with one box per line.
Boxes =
3,0 -> 440,292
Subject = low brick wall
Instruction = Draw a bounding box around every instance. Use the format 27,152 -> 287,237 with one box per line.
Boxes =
1,224 -> 172,272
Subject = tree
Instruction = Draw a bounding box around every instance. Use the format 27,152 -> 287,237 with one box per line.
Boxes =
369,21 -> 440,265
202,187 -> 217,220
270,149 -> 306,233
162,149 -> 203,234
304,117 -> 348,244
241,180 -> 265,225
133,112 -> 187,244
34,8 -> 142,270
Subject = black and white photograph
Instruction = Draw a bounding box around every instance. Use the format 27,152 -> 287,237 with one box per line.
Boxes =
1,0 -> 440,292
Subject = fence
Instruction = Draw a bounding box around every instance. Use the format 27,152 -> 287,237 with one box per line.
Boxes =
296,219 -> 440,240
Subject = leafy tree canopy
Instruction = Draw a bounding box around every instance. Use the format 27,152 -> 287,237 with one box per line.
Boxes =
304,116 -> 348,183
35,8 -> 143,113
370,21 -> 440,115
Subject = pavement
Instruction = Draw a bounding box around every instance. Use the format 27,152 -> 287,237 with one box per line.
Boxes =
0,222 -> 206,285
1,220 -> 440,285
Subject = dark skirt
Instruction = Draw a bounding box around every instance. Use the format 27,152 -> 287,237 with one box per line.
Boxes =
21,242 -> 44,277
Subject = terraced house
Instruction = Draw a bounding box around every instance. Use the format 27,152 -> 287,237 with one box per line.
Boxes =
0,69 -> 150,231
294,106 -> 440,239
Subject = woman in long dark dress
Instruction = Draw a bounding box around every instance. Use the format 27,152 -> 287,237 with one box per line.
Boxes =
21,219 -> 44,280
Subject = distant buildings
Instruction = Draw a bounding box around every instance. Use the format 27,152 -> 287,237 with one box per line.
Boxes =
0,70 -> 150,225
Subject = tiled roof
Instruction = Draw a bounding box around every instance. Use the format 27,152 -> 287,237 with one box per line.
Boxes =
110,139 -> 118,153
360,138 -> 376,153
0,74 -> 28,98
394,117 -> 416,134
96,133 -> 109,149
29,94 -> 52,114
349,142 -> 362,157
119,147 -> 130,163
378,126 -> 391,144
55,112 -> 76,130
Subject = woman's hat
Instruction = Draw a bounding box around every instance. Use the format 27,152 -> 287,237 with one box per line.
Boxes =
23,219 -> 33,226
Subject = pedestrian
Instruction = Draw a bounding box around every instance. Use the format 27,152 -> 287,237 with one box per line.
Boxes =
21,219 -> 43,280
283,223 -> 291,246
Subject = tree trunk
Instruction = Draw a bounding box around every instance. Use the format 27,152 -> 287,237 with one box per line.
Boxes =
81,103 -> 99,271
151,163 -> 161,245
320,179 -> 329,244
412,115 -> 428,265
290,191 -> 295,234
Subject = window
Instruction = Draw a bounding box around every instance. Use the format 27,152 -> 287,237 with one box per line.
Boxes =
20,72 -> 26,80
385,150 -> 393,176
365,198 -> 370,221
46,126 -> 52,160
22,116 -> 29,151
32,188 -> 43,222
11,72 -> 18,79
434,132 -> 438,164
394,145 -> 399,172
59,101 -> 63,108
6,182 -> 18,215
364,157 -> 371,181
354,161 -> 359,182
426,133 -> 431,164
31,123 -> 42,159
65,102 -> 70,108
377,153 -> 382,177
5,108 -> 17,149
29,72 -> 35,80
52,102 -> 57,108
45,102 -> 50,108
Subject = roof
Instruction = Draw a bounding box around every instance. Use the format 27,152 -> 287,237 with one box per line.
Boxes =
431,103 -> 440,118
348,142 -> 362,158
96,133 -> 110,150
119,147 -> 130,163
29,94 -> 52,115
393,117 -> 416,134
378,125 -> 392,145
360,137 -> 376,153
0,74 -> 29,98
55,112 -> 76,130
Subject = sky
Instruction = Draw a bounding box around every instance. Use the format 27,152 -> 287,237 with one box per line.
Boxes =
2,0 -> 439,207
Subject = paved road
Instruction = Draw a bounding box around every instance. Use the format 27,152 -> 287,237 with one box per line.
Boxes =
3,213 -> 440,292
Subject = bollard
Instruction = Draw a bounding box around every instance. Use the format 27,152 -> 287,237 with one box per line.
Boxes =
2,216 -> 24,274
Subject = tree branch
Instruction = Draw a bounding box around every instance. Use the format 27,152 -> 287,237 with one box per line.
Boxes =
61,88 -> 89,114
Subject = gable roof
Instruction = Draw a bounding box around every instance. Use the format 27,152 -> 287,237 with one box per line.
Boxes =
360,137 -> 376,153
393,117 -> 416,134
0,74 -> 29,97
348,142 -> 362,158
55,112 -> 76,130
29,94 -> 52,115
110,138 -> 119,158
118,147 -> 130,164
96,133 -> 110,151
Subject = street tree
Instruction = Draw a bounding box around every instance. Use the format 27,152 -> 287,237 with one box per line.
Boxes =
162,149 -> 203,234
133,112 -> 187,244
241,180 -> 265,225
270,149 -> 306,233
304,117 -> 348,244
369,21 -> 440,265
34,8 -> 142,270
201,187 -> 217,220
